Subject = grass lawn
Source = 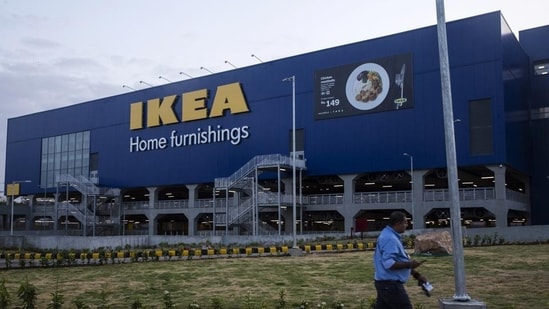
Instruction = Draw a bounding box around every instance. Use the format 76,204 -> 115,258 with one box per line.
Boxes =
1,243 -> 549,308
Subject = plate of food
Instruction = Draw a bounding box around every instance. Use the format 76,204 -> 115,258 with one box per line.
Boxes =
345,62 -> 390,110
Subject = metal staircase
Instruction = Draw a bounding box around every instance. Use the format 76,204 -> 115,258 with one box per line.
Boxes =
53,174 -> 120,232
214,154 -> 305,189
56,201 -> 96,226
214,154 -> 306,235
57,174 -> 99,196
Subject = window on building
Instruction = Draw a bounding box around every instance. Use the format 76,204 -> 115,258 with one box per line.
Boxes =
469,99 -> 493,155
534,60 -> 549,76
40,131 -> 90,188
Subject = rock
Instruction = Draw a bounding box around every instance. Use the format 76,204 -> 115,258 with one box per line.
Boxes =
288,247 -> 304,256
414,231 -> 453,255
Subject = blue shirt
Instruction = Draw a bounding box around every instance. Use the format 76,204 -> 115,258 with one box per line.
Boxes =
373,225 -> 411,282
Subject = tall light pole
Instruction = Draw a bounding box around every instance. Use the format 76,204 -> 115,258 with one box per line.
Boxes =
436,0 -> 479,305
403,153 -> 415,228
7,180 -> 31,236
282,75 -> 296,248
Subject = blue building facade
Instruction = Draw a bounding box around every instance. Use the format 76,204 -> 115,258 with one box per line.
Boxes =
3,11 -> 548,236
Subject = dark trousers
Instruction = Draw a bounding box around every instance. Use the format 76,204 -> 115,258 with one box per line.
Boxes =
374,280 -> 413,309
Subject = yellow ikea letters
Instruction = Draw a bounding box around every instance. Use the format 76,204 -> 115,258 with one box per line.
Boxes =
130,82 -> 249,130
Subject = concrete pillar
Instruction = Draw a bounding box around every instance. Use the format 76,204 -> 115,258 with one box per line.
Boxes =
439,299 -> 486,308
27,194 -> 35,231
147,213 -> 156,236
338,174 -> 357,235
146,187 -> 157,235
488,165 -> 507,227
412,170 -> 428,229
186,184 -> 198,208
114,195 -> 123,236
281,178 -> 291,194
188,212 -> 197,236
282,207 -> 293,235
281,178 -> 293,235
489,165 -> 506,200
185,185 -> 198,235
146,187 -> 157,209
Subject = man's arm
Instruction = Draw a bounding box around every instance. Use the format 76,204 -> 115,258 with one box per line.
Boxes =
412,269 -> 428,283
389,259 -> 424,270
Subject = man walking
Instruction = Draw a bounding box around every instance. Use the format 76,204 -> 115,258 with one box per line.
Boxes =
373,211 -> 427,309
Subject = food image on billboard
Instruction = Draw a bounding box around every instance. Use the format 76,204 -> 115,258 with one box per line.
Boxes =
345,63 -> 390,111
314,53 -> 413,120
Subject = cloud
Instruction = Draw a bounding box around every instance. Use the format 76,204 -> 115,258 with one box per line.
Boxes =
21,37 -> 62,49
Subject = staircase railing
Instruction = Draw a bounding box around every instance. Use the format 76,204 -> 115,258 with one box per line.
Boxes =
57,174 -> 100,196
214,154 -> 305,189
215,197 -> 254,226
56,202 -> 96,225
55,174 -> 120,227
213,153 -> 306,234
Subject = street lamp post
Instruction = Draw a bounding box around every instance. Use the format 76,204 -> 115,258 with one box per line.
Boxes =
251,54 -> 263,63
403,153 -> 414,228
139,80 -> 154,87
158,76 -> 172,83
8,180 -> 31,236
200,66 -> 214,74
224,60 -> 237,69
282,75 -> 296,248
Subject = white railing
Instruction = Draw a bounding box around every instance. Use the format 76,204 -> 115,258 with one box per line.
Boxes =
351,187 -> 496,204
353,191 -> 410,204
423,187 -> 495,201
308,194 -> 344,205
214,154 -> 305,188
121,198 -> 234,210
156,200 -> 189,209
56,202 -> 95,224
119,187 -> 498,210
122,201 -> 149,210
56,174 -> 99,195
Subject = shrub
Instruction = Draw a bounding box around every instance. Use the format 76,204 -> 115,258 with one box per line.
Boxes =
72,296 -> 90,309
131,297 -> 144,309
276,288 -> 286,308
0,277 -> 11,308
210,296 -> 224,309
46,281 -> 64,309
163,290 -> 175,309
17,277 -> 37,309
97,289 -> 111,309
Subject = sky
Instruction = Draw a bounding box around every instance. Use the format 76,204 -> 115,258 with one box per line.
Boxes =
0,0 -> 547,194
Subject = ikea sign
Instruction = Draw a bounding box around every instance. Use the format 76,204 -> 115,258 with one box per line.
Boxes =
128,82 -> 251,153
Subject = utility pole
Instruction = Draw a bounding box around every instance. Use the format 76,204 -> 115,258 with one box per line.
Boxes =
436,0 -> 486,307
